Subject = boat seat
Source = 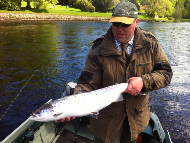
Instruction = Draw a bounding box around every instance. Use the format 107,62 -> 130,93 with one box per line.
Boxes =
56,129 -> 94,143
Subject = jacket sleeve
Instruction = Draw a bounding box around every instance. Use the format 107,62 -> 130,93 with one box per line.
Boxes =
141,41 -> 173,91
74,47 -> 103,94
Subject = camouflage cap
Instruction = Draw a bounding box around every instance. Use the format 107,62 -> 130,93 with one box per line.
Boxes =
109,1 -> 138,24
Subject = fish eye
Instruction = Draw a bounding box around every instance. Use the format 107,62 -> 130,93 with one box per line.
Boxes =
36,111 -> 40,114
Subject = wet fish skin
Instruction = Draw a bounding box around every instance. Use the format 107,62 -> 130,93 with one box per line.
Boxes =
30,83 -> 128,122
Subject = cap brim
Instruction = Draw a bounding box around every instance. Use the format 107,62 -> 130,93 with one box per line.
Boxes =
109,16 -> 135,24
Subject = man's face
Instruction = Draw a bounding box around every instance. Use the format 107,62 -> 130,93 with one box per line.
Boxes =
112,18 -> 139,44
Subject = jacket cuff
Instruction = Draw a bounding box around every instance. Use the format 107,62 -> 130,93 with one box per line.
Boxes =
141,74 -> 153,92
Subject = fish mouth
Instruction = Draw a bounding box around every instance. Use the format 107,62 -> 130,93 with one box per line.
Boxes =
30,114 -> 45,121
29,115 -> 46,122
30,113 -> 40,118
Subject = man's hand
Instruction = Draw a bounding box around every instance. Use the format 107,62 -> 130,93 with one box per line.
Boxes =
55,116 -> 76,123
125,77 -> 144,96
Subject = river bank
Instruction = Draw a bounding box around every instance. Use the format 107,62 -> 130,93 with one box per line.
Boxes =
0,12 -> 167,22
0,12 -> 110,21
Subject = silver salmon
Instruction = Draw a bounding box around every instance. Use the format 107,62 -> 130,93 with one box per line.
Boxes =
30,83 -> 128,122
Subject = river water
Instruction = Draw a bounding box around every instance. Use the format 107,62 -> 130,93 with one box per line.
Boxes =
0,21 -> 190,142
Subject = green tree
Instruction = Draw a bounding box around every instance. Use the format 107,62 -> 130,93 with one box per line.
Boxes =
127,0 -> 141,10
173,3 -> 182,20
143,0 -> 174,18
174,0 -> 189,18
58,0 -> 76,6
0,0 -> 21,10
92,0 -> 120,12
25,0 -> 32,9
32,0 -> 58,9
73,0 -> 95,12
160,0 -> 174,17
186,0 -> 190,18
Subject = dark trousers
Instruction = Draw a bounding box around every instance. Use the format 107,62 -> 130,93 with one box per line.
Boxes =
94,117 -> 136,143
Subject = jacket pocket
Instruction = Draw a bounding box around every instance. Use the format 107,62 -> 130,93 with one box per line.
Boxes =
135,62 -> 153,76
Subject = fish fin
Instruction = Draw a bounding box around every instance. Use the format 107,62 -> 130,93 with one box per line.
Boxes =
90,111 -> 99,119
114,94 -> 124,102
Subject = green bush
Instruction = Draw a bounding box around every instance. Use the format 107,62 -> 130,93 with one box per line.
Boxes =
73,0 -> 95,12
0,0 -> 21,11
168,17 -> 174,21
33,1 -> 48,9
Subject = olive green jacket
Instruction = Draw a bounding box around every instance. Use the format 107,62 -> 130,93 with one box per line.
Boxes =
74,27 -> 172,143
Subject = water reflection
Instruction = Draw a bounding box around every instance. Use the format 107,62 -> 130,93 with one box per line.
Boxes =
0,21 -> 190,142
0,22 -> 61,104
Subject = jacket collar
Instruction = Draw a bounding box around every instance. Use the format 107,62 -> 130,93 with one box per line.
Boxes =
99,27 -> 152,58
132,27 -> 152,52
130,27 -> 152,62
99,27 -> 121,56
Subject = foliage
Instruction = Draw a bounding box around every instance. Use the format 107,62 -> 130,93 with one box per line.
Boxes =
58,0 -> 76,6
0,0 -> 21,11
142,0 -> 174,18
173,0 -> 189,18
163,0 -> 174,17
127,0 -> 140,10
182,7 -> 188,18
140,0 -> 189,19
73,0 -> 95,12
92,0 -> 120,12
23,0 -> 58,9
173,4 -> 182,20
24,0 -> 32,9
180,18 -> 190,21
50,0 -> 59,5
186,0 -> 190,18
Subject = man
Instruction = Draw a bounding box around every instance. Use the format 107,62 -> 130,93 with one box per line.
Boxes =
60,1 -> 173,143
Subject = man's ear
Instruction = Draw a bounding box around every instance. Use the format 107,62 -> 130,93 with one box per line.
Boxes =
135,18 -> 139,28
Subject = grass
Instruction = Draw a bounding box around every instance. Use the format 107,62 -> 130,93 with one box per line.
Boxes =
47,5 -> 112,17
0,2 -> 112,17
138,15 -> 153,21
180,18 -> 190,22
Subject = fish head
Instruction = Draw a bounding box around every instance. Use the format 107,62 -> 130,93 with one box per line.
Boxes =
30,103 -> 62,122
